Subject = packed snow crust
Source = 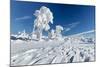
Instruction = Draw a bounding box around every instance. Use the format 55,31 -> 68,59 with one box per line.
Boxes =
11,33 -> 95,66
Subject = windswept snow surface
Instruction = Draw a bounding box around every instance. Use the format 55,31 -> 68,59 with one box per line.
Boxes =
11,33 -> 95,66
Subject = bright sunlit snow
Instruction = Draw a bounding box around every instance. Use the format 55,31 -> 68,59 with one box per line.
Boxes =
11,29 -> 95,66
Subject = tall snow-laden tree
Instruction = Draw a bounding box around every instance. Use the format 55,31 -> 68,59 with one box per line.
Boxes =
33,6 -> 53,40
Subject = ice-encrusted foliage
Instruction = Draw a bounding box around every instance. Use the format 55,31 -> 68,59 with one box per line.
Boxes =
55,25 -> 64,38
33,6 -> 53,40
48,25 -> 64,40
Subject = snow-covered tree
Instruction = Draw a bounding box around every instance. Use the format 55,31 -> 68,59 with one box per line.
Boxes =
55,25 -> 64,38
48,29 -> 55,39
48,25 -> 64,40
33,6 -> 53,40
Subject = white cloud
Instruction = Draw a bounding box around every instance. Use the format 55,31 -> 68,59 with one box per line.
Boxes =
65,28 -> 71,32
74,30 -> 95,36
64,22 -> 80,32
68,30 -> 95,37
68,22 -> 80,28
15,16 -> 31,21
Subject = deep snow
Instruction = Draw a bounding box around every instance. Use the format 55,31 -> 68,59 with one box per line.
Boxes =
11,33 -> 95,66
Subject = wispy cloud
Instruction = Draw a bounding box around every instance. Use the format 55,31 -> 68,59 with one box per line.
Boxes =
63,22 -> 80,32
68,22 -> 80,28
64,28 -> 71,32
15,16 -> 31,21
68,30 -> 95,37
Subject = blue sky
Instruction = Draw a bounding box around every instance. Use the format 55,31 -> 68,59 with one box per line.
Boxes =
11,0 -> 95,36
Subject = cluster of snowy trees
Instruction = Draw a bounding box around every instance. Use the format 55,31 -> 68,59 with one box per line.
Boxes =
33,6 -> 64,40
11,6 -> 64,41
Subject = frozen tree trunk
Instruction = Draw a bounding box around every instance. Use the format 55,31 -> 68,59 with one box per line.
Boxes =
35,27 -> 43,40
37,32 -> 42,40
